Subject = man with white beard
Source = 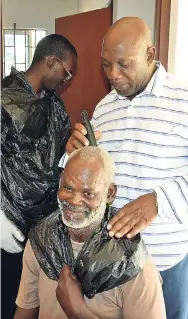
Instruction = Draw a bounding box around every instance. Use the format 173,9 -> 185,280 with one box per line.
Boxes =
14,147 -> 166,319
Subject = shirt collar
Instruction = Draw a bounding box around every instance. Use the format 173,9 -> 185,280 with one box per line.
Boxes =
115,61 -> 167,100
143,61 -> 166,97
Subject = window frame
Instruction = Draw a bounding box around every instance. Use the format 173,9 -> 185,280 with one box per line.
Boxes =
3,25 -> 47,77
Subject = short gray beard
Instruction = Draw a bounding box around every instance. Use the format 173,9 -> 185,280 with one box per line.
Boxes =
58,197 -> 107,230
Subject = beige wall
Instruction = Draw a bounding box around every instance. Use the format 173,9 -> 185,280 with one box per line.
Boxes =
2,0 -> 80,34
168,0 -> 179,74
113,0 -> 156,41
2,0 -> 110,34
3,0 -> 156,38
168,0 -> 188,78
78,0 -> 110,12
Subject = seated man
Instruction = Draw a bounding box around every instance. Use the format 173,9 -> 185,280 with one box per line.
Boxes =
14,147 -> 166,319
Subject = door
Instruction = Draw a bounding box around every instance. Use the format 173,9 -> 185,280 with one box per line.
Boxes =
55,8 -> 111,127
154,0 -> 171,69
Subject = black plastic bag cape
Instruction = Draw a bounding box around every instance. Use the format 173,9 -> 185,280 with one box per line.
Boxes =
29,206 -> 148,299
1,67 -> 71,233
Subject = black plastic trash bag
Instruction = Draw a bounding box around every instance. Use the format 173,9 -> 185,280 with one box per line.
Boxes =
29,206 -> 148,299
1,67 -> 71,234
74,223 -> 148,298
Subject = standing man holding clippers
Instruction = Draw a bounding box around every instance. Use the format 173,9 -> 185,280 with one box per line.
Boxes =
65,17 -> 188,319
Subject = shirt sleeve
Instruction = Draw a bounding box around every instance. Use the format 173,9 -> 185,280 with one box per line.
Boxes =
154,175 -> 188,224
90,116 -> 97,130
16,240 -> 40,309
58,116 -> 98,169
120,259 -> 166,319
58,153 -> 68,168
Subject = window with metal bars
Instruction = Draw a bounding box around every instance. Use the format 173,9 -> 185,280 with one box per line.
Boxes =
3,23 -> 46,77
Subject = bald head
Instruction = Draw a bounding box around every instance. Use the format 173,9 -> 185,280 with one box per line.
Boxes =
101,17 -> 156,98
103,17 -> 152,52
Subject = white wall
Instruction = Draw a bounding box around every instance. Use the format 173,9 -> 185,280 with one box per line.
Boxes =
2,0 -> 111,34
78,0 -> 110,12
173,0 -> 188,79
168,0 -> 178,74
113,0 -> 156,41
2,0 -> 80,34
3,0 -> 156,38
168,0 -> 188,78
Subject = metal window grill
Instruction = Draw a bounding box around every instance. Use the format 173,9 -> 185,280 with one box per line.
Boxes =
3,23 -> 46,77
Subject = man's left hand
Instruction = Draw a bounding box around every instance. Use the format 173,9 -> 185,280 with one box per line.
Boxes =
56,265 -> 86,319
107,193 -> 158,238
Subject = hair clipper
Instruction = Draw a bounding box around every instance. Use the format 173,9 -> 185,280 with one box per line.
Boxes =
81,110 -> 97,146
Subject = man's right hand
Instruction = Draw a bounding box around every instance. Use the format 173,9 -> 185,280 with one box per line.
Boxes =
66,123 -> 102,154
0,210 -> 25,253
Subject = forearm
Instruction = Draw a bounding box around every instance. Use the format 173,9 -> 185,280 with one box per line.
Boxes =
154,175 -> 188,223
56,264 -> 100,319
69,306 -> 100,319
13,306 -> 39,319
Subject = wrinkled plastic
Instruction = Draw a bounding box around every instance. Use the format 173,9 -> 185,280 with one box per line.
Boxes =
74,223 -> 148,298
1,67 -> 71,234
29,206 -> 148,299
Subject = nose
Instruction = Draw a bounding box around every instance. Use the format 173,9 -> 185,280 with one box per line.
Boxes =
64,192 -> 83,207
110,65 -> 122,80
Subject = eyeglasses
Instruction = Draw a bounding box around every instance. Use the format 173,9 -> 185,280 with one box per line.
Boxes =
56,57 -> 72,83
62,63 -> 72,82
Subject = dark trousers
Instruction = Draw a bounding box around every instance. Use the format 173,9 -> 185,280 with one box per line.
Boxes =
1,249 -> 23,319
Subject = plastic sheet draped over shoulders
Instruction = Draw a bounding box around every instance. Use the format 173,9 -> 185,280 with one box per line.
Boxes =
29,206 -> 148,299
1,68 -> 71,233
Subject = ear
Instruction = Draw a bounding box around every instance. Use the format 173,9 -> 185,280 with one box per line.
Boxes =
146,46 -> 156,65
46,56 -> 57,69
106,183 -> 117,205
